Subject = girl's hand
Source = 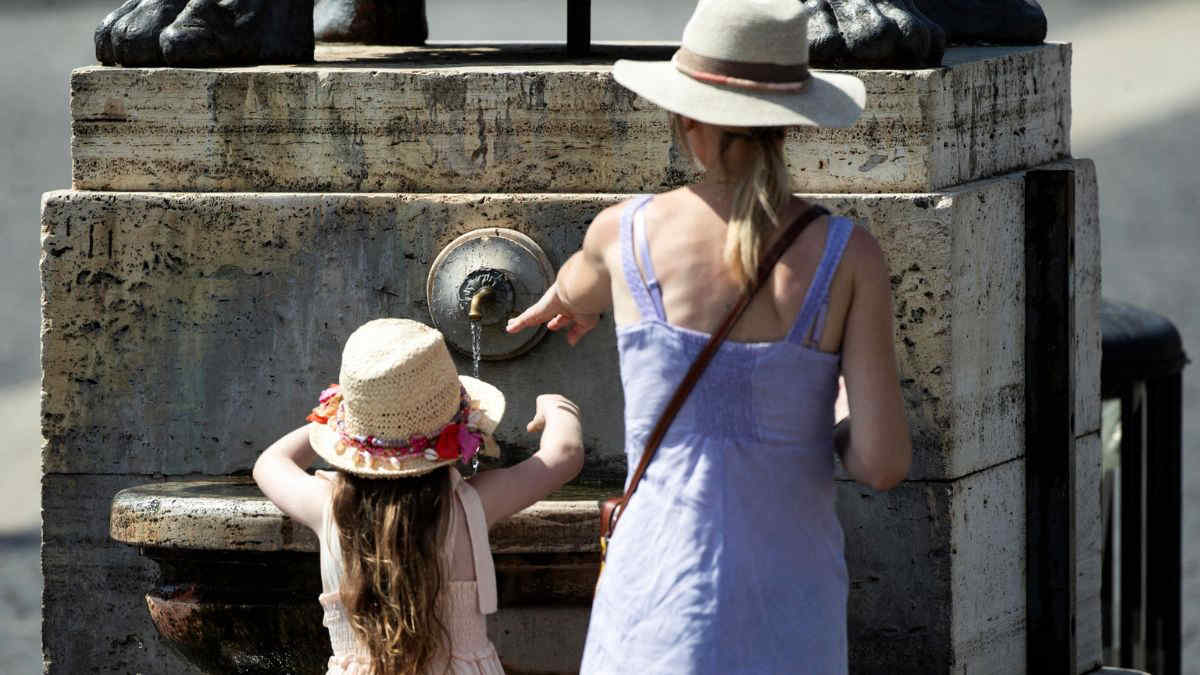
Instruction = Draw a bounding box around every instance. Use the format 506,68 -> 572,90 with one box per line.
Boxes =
470,393 -> 584,527
526,394 -> 582,433
506,284 -> 599,346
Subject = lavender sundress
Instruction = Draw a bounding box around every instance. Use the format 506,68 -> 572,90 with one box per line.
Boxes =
581,196 -> 855,674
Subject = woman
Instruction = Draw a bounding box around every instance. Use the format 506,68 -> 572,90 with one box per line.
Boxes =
507,1 -> 912,671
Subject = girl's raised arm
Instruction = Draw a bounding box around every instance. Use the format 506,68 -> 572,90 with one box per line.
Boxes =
252,426 -> 331,532
836,228 -> 912,491
469,394 -> 584,527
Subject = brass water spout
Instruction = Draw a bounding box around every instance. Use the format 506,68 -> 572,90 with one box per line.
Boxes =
468,287 -> 494,321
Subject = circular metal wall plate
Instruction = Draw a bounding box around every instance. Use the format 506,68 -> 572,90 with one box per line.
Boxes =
426,228 -> 555,360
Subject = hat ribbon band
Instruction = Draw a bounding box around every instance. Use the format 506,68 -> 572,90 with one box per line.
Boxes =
307,385 -> 486,466
672,48 -> 811,93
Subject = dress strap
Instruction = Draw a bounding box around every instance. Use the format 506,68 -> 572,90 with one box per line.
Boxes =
449,469 -> 498,614
633,205 -> 668,321
316,471 -> 344,592
619,195 -> 665,322
787,216 -> 855,346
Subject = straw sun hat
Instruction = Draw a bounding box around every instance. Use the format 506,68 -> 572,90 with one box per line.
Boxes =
612,0 -> 866,128
307,319 -> 505,478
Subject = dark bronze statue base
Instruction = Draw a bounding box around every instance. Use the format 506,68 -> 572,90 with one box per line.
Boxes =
95,0 -> 314,67
808,0 -> 947,68
807,0 -> 1047,68
314,0 -> 428,46
913,0 -> 1047,46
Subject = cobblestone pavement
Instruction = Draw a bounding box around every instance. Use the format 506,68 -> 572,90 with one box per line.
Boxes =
1,1 -> 1197,673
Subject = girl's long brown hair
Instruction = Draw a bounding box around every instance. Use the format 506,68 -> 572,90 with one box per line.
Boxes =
671,114 -> 792,284
332,468 -> 452,675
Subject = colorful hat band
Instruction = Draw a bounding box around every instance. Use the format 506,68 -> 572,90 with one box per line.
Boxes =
307,385 -> 486,470
672,47 -> 811,93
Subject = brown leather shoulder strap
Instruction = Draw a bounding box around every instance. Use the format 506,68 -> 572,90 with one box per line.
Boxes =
607,203 -> 830,534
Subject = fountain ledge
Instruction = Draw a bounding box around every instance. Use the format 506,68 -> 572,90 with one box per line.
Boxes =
110,477 -> 602,555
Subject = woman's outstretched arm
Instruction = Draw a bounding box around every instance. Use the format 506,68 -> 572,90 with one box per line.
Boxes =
506,203 -> 623,344
836,228 -> 912,491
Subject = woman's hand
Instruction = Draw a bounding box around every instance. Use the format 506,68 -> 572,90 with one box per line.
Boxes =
506,283 -> 599,346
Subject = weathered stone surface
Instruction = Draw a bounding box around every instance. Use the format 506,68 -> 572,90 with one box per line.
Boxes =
41,168 -> 1097,482
1073,159 -> 1102,437
43,473 -> 202,674
39,191 -> 628,479
109,477 -> 601,554
110,478 -> 321,553
946,459 -> 1026,673
820,180 -> 1026,479
488,606 -> 590,674
1076,431 -> 1103,673
70,43 -> 1070,195
838,459 -> 1024,673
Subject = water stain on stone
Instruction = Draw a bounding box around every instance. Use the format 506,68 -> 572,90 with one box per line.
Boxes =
858,154 -> 888,172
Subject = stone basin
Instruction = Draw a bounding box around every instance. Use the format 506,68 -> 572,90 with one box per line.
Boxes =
110,477 -> 607,674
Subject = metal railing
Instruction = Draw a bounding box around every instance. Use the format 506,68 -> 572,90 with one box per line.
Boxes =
1100,299 -> 1189,675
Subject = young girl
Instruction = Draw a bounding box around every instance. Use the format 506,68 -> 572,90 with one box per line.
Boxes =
253,318 -> 583,675
506,1 -> 912,672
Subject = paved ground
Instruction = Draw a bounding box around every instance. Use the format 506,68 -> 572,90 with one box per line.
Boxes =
0,0 -> 1196,673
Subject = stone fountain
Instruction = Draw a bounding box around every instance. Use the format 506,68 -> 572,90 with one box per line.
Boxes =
43,41 -> 1102,675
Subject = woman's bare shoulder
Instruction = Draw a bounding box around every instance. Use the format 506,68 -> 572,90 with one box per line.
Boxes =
840,223 -> 888,283
582,199 -> 634,254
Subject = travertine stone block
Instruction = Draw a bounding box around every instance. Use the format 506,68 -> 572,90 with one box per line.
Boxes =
40,162 -> 1096,481
1072,159 -> 1102,437
70,44 -> 1069,195
42,473 -> 201,675
40,191 -> 627,478
487,606 -> 590,673
1076,431 -> 1104,673
838,459 -> 1024,673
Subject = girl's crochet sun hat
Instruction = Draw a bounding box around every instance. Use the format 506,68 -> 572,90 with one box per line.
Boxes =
307,318 -> 505,478
611,0 -> 865,128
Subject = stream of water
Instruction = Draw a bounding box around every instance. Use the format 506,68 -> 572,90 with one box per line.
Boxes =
470,321 -> 482,379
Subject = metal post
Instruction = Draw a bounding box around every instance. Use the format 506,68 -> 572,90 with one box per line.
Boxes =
1119,384 -> 1145,667
567,0 -> 591,56
1144,372 -> 1182,675
1024,169 -> 1078,675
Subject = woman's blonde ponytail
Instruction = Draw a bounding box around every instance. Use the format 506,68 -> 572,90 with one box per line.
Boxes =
725,127 -> 791,285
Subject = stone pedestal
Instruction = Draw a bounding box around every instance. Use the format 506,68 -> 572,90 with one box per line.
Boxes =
41,43 -> 1101,674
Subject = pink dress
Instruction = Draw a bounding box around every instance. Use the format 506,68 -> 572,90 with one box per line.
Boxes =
315,469 -> 505,675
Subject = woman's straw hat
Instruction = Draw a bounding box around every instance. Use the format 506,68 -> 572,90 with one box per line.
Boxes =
307,319 -> 505,478
612,0 -> 865,128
